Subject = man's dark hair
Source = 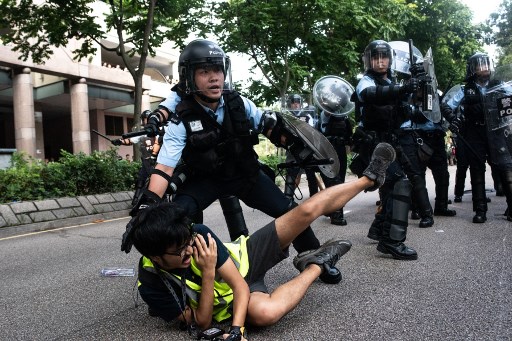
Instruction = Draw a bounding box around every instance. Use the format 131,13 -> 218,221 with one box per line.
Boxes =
131,202 -> 193,257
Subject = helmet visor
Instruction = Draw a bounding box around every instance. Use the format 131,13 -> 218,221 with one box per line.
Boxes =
470,56 -> 492,75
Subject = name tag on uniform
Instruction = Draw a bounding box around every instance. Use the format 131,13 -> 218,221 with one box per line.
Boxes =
189,120 -> 204,132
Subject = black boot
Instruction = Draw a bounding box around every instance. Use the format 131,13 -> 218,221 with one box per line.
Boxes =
377,241 -> 418,260
470,168 -> 487,224
330,209 -> 347,226
410,175 -> 434,226
473,210 -> 487,223
419,213 -> 434,228
220,196 -> 249,241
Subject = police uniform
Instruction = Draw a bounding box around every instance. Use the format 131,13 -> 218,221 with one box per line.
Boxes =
317,110 -> 353,225
354,57 -> 418,260
157,90 -> 321,254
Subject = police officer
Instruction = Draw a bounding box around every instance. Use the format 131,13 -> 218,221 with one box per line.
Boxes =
352,40 -> 418,260
442,52 -> 512,223
112,110 -> 163,206
317,109 -> 353,226
135,39 -> 340,283
283,94 -> 320,202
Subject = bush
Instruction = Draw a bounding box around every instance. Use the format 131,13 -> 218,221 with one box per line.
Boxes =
0,149 -> 140,204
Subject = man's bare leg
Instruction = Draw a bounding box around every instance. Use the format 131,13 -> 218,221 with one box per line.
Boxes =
275,177 -> 373,249
275,142 -> 396,250
246,264 -> 322,327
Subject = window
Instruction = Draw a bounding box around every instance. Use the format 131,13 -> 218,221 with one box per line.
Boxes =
127,118 -> 134,131
105,115 -> 124,136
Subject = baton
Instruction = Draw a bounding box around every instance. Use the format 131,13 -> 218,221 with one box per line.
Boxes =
92,129 -> 114,142
122,129 -> 151,139
277,158 -> 334,169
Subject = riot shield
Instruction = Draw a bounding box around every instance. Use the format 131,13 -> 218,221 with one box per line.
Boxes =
389,42 -> 442,123
422,48 -> 442,123
485,64 -> 512,167
388,41 -> 423,75
312,76 -> 355,117
278,112 -> 340,178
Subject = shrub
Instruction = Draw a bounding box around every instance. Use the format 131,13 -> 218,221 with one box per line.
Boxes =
0,149 -> 140,204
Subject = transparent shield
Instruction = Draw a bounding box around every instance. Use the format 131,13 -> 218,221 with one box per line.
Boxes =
485,64 -> 512,166
312,76 -> 355,117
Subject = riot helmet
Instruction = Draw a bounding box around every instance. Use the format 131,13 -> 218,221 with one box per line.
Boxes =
313,76 -> 354,117
178,39 -> 233,99
466,52 -> 492,82
363,40 -> 394,75
287,94 -> 303,109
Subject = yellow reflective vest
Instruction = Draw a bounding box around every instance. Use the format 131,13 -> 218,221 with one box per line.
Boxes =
140,235 -> 249,322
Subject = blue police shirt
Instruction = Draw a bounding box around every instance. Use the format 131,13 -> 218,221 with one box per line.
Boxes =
157,91 -> 264,168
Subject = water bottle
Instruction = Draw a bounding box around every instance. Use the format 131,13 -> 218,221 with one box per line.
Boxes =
100,267 -> 135,277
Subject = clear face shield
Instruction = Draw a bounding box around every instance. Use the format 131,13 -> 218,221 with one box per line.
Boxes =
287,96 -> 303,110
471,56 -> 492,81
364,49 -> 392,73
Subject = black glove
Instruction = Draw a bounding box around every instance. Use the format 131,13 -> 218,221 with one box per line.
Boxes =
400,78 -> 419,95
409,63 -> 425,77
144,115 -> 160,137
111,139 -> 123,146
260,111 -> 293,148
449,117 -> 462,133
224,326 -> 244,341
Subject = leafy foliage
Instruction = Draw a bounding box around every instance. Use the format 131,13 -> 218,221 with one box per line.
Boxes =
490,0 -> 512,65
0,150 -> 139,204
209,0 -> 413,105
401,0 -> 485,90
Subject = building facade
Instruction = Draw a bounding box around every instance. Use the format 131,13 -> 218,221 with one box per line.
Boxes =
0,2 -> 179,166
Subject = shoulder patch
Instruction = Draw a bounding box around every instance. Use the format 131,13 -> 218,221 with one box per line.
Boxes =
169,112 -> 181,125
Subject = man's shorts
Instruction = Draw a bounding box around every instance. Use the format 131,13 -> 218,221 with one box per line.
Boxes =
245,220 -> 289,293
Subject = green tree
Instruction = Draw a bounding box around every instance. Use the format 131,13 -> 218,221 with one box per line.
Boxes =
210,0 -> 414,106
0,0 -> 205,130
400,0 -> 485,90
490,0 -> 512,65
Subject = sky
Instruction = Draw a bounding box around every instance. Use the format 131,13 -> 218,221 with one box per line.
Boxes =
460,0 -> 502,23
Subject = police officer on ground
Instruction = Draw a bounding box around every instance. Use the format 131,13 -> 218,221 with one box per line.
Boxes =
352,40 -> 418,260
132,39 -> 341,283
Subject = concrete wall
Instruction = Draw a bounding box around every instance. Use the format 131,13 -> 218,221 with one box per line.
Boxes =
0,191 -> 134,238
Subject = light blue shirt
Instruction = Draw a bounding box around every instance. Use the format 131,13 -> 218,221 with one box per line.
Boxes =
157,92 -> 263,168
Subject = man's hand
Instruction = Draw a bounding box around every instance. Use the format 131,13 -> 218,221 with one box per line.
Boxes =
111,139 -> 123,146
193,233 -> 217,273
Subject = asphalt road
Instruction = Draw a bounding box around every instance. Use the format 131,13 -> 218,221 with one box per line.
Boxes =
1,166 -> 511,341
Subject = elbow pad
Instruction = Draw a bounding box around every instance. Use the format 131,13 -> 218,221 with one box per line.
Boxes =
361,85 -> 402,103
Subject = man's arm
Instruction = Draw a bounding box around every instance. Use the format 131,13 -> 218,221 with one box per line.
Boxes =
190,233 -> 218,329
147,164 -> 175,198
217,257 -> 250,329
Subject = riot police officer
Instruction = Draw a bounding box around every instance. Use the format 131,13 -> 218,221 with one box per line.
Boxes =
133,39 -> 341,283
283,94 -> 320,202
442,52 -> 512,223
313,76 -> 355,226
352,40 -> 418,260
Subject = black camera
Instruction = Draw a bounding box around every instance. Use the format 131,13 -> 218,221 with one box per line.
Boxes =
197,327 -> 224,340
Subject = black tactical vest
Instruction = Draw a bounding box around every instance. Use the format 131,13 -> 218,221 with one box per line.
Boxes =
174,91 -> 260,177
